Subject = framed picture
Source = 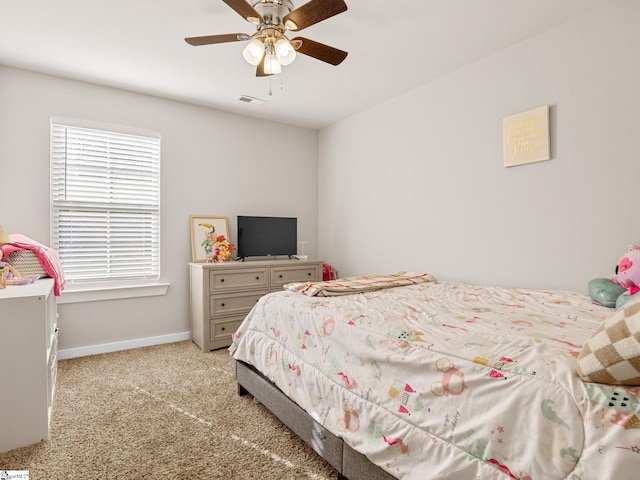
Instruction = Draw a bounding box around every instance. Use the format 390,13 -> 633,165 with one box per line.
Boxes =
503,105 -> 550,167
189,215 -> 230,263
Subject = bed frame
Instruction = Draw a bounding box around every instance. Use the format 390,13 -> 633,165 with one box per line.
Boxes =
235,360 -> 396,480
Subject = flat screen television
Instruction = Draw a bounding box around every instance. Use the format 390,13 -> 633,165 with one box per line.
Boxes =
237,216 -> 297,259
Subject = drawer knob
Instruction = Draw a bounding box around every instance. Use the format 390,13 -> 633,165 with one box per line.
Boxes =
256,276 -> 260,280
220,278 -> 225,283
221,327 -> 226,331
308,272 -> 312,276
279,274 -> 283,278
221,303 -> 225,307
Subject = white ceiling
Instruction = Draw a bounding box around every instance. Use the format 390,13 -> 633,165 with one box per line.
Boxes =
0,0 -> 613,129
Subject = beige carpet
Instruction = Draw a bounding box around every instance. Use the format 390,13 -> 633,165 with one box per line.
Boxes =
0,341 -> 338,479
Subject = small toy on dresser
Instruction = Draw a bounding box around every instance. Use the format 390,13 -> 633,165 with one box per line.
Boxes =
589,244 -> 640,309
0,261 -> 39,287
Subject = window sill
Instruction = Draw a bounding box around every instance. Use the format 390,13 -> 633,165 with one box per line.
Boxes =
57,282 -> 170,304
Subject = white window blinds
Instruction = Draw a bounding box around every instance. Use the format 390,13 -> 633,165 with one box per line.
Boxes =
51,122 -> 161,284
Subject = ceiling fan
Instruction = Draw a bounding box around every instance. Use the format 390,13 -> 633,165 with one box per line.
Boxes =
185,0 -> 348,77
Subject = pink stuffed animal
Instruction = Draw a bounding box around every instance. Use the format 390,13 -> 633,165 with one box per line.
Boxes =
612,244 -> 640,296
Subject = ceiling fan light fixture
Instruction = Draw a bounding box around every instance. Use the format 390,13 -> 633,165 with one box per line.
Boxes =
275,38 -> 296,65
242,38 -> 264,66
187,0 -> 349,78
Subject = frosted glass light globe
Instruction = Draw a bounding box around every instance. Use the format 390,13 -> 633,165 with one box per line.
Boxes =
242,39 -> 264,66
264,53 -> 282,74
275,38 -> 296,66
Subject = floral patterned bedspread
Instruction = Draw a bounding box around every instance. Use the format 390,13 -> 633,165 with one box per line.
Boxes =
230,280 -> 640,479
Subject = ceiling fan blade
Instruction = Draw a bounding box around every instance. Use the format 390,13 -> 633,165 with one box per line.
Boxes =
256,55 -> 272,77
291,37 -> 348,66
223,0 -> 263,25
185,33 -> 250,46
284,0 -> 347,31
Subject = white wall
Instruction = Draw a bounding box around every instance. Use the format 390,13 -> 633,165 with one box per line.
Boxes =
318,0 -> 640,293
0,66 -> 318,353
2,0 -> 638,354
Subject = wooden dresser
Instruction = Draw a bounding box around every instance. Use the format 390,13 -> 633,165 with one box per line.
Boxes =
189,259 -> 322,351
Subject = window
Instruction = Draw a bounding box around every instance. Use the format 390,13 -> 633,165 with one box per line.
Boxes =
51,119 -> 161,288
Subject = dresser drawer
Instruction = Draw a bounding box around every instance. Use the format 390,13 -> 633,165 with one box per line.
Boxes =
210,317 -> 244,350
209,267 -> 268,293
271,264 -> 320,289
210,290 -> 265,316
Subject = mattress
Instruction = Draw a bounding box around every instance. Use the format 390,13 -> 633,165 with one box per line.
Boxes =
231,280 -> 640,479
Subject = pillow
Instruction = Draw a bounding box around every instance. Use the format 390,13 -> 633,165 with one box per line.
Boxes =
616,292 -> 640,309
588,277 -> 626,308
577,295 -> 640,385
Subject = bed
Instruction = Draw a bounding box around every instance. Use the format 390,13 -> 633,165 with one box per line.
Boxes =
230,273 -> 640,479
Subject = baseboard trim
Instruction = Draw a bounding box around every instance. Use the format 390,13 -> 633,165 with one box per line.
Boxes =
58,331 -> 192,360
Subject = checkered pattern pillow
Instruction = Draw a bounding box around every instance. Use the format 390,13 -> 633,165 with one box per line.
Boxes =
577,295 -> 640,385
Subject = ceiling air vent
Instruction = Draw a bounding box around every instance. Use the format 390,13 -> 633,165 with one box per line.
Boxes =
238,95 -> 267,105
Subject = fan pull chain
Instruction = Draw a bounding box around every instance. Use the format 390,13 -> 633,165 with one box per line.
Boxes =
266,70 -> 284,97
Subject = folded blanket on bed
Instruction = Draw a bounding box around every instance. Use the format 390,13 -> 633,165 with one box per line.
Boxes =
284,271 -> 437,297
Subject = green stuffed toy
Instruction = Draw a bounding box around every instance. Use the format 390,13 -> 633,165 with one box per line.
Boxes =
589,244 -> 640,308
588,277 -> 626,308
